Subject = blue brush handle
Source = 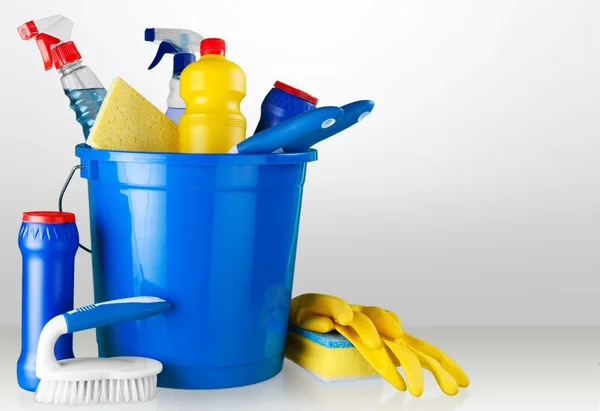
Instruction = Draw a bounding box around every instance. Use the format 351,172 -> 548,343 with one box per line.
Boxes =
230,106 -> 344,154
282,100 -> 374,152
63,296 -> 171,334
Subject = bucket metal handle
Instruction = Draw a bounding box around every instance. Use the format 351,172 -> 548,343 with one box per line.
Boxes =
58,165 -> 92,254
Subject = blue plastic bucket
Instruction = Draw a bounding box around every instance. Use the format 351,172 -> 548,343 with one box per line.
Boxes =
75,144 -> 317,389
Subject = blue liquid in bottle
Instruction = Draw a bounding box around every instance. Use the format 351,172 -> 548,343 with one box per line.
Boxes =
166,107 -> 184,125
64,88 -> 107,139
59,59 -> 107,141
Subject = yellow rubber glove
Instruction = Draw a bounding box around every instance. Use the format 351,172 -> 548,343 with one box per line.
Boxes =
333,324 -> 409,392
289,293 -> 381,349
289,294 -> 412,394
363,305 -> 470,395
349,304 -> 424,396
289,294 -> 470,396
350,305 -> 403,340
398,331 -> 470,394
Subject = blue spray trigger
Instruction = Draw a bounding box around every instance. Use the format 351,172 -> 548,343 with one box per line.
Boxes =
148,41 -> 179,70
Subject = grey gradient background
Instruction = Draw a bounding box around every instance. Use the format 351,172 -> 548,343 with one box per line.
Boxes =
1,0 -> 599,328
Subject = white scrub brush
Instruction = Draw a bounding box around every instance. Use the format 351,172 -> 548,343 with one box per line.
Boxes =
34,296 -> 170,406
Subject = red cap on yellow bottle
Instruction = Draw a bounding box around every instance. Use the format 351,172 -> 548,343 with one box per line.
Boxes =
200,38 -> 226,56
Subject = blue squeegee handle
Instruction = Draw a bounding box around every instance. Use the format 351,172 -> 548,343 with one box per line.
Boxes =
282,100 -> 374,152
233,106 -> 344,154
63,296 -> 171,333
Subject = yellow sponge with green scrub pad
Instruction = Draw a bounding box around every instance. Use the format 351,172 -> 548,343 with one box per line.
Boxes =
87,77 -> 179,152
285,325 -> 381,382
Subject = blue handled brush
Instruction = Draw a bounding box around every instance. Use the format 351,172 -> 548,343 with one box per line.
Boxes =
281,100 -> 374,152
228,106 -> 344,154
34,296 -> 170,405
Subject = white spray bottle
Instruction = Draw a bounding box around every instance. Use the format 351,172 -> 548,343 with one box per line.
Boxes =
145,28 -> 203,124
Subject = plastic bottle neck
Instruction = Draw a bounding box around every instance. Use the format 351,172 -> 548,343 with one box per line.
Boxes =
59,60 -> 84,76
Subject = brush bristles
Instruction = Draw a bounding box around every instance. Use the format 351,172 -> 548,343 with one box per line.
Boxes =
35,376 -> 158,405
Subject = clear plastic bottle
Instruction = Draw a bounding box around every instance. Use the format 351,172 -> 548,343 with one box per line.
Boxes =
165,71 -> 185,124
60,60 -> 107,139
18,15 -> 107,140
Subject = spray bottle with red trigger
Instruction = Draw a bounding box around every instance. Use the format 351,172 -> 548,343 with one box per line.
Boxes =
18,15 -> 107,140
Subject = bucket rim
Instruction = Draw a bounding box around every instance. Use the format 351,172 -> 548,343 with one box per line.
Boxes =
75,144 -> 318,165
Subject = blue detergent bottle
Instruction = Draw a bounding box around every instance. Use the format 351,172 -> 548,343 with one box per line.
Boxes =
17,211 -> 79,392
18,15 -> 107,140
145,28 -> 204,124
254,81 -> 319,134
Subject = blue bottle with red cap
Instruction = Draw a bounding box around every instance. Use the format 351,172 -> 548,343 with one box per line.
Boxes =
17,211 -> 78,392
254,81 -> 318,134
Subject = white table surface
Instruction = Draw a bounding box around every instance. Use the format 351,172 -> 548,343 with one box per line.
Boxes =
0,327 -> 597,411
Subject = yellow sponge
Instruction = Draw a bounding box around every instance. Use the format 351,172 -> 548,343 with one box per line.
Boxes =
87,77 -> 179,152
285,326 -> 381,382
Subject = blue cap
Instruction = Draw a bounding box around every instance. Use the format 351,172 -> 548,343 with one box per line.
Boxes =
174,53 -> 195,74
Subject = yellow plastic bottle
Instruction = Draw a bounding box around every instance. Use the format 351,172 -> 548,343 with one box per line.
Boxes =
179,38 -> 246,153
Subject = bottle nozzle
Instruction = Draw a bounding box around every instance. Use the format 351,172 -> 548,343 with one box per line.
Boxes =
144,28 -> 203,54
145,28 -> 203,75
18,15 -> 75,71
17,21 -> 39,40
